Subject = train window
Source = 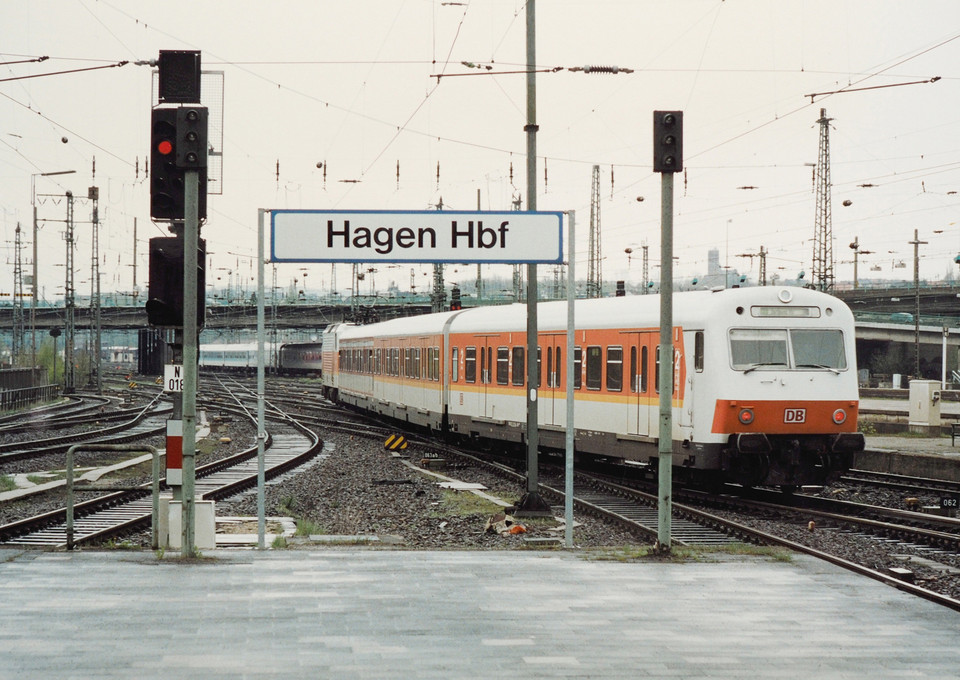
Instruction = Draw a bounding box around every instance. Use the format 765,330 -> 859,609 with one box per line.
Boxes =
790,329 -> 846,370
487,347 -> 493,384
375,348 -> 381,374
480,346 -> 486,383
433,346 -> 441,381
465,347 -> 477,383
546,347 -> 553,387
451,347 -> 459,382
655,346 -> 660,393
403,348 -> 410,378
511,347 -> 525,386
630,347 -> 638,392
586,346 -> 602,390
536,347 -> 542,388
367,349 -> 373,374
497,347 -> 509,385
729,329 -> 788,371
606,346 -> 623,392
555,347 -> 561,388
415,348 -> 422,379
574,347 -> 582,389
695,332 -> 704,372
640,346 -> 648,392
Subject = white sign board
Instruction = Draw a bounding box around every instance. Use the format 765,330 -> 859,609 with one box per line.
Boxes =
164,364 -> 184,392
270,209 -> 563,264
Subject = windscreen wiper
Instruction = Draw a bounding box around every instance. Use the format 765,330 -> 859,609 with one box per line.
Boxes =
742,362 -> 787,374
796,363 -> 841,374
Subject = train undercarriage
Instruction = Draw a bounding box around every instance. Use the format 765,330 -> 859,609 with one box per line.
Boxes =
723,432 -> 865,490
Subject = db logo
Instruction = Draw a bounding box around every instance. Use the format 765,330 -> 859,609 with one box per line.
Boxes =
784,408 -> 806,423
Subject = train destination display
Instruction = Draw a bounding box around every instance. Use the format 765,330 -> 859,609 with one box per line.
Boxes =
271,209 -> 563,264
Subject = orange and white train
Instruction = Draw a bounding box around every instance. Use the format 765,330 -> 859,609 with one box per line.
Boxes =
321,286 -> 864,490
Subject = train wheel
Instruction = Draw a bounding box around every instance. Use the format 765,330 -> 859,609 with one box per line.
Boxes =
731,451 -> 769,488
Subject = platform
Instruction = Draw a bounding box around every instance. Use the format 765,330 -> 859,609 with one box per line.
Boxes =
0,548 -> 957,679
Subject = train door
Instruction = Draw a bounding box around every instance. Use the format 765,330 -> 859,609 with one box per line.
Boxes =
623,333 -> 650,437
678,331 -> 702,431
542,335 -> 564,426
473,335 -> 495,418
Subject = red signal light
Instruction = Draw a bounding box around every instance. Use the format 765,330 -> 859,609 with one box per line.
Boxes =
157,140 -> 173,155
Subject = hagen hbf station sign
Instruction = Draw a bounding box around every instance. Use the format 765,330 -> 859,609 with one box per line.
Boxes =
270,209 -> 563,265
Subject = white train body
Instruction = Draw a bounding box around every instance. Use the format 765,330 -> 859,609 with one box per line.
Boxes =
198,342 -> 275,370
322,287 -> 864,488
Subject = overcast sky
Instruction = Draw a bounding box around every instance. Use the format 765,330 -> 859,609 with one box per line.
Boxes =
1,0 -> 958,301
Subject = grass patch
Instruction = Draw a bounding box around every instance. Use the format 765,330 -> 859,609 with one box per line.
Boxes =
196,438 -> 217,457
433,489 -> 505,518
587,543 -> 793,563
272,535 -> 288,548
0,475 -> 16,492
294,518 -> 323,536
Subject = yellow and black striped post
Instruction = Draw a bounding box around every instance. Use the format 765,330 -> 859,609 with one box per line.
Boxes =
384,434 -> 408,452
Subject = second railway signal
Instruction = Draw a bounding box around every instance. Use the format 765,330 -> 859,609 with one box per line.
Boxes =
653,111 -> 683,174
145,236 -> 206,328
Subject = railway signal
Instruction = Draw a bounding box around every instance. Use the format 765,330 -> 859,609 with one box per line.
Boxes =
150,107 -> 182,221
149,106 -> 208,223
145,236 -> 206,328
653,111 -> 683,173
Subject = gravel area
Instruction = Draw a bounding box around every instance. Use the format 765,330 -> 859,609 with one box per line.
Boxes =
218,429 -> 645,550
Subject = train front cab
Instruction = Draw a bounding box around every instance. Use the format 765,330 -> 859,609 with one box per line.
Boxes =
705,292 -> 865,490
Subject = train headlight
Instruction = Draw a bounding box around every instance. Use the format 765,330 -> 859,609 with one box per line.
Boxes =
738,408 -> 755,425
832,409 -> 847,425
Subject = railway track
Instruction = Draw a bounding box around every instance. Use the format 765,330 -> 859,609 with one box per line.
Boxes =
0,392 -> 169,462
0,387 -> 322,549
841,469 -> 960,498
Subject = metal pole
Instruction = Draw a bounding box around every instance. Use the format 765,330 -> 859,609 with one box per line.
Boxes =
516,0 -> 549,516
657,171 -> 674,552
565,211 -> 575,548
257,209 -> 267,549
943,328 -> 949,390
31,202 -> 38,369
851,236 -> 859,290
911,229 -> 926,378
181,169 -> 199,557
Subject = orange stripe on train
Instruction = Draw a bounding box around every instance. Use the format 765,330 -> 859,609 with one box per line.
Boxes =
711,399 -> 859,434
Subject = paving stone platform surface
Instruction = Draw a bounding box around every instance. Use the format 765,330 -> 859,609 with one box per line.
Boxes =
0,548 -> 957,679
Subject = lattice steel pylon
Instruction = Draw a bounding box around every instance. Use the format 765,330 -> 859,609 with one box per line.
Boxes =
812,108 -> 835,292
64,192 -> 76,393
587,165 -> 602,297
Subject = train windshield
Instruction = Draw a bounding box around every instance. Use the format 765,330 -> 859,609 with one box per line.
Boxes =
730,328 -> 846,372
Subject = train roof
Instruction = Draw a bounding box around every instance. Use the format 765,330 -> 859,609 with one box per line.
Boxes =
199,342 -> 277,352
335,287 -> 853,339
336,309 -> 462,340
